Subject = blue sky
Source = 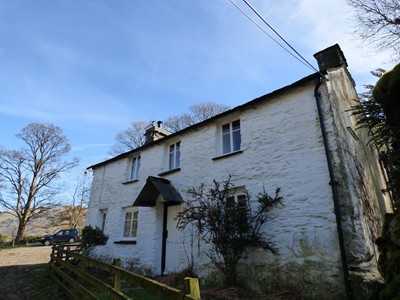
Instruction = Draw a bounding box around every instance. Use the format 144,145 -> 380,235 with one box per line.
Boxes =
0,0 -> 394,172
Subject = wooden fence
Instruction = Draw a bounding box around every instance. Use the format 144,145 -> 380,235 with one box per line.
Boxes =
48,244 -> 200,300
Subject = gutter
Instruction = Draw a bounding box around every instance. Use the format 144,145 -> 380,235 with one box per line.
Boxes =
314,77 -> 353,299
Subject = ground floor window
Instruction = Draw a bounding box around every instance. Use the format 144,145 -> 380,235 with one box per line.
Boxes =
100,209 -> 108,233
123,208 -> 138,238
226,192 -> 248,231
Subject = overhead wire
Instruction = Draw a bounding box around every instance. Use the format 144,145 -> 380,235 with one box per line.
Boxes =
229,0 -> 323,75
227,0 -> 312,70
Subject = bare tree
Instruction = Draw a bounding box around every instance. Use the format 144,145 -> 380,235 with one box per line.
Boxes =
0,123 -> 79,243
163,113 -> 193,133
110,103 -> 230,155
109,121 -> 148,156
51,171 -> 91,229
163,102 -> 230,132
189,102 -> 231,122
348,0 -> 400,57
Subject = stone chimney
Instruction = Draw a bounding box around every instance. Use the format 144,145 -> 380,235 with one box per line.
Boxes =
144,121 -> 171,144
313,44 -> 347,73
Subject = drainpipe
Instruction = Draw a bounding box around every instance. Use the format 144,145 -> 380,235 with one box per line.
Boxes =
161,204 -> 168,275
314,77 -> 353,299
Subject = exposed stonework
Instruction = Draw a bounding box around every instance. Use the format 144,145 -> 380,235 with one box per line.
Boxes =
144,121 -> 171,144
319,66 -> 390,298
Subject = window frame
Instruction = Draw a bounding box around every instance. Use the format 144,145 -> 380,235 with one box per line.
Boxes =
221,119 -> 241,155
130,156 -> 141,181
100,209 -> 107,233
168,141 -> 181,170
225,189 -> 248,232
122,207 -> 139,240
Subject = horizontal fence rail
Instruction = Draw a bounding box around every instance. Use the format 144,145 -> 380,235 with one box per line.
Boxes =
48,244 -> 200,300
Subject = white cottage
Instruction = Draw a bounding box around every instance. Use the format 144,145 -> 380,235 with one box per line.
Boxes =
85,44 -> 392,299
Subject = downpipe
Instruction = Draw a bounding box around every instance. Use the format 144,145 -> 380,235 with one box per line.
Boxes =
314,77 -> 353,299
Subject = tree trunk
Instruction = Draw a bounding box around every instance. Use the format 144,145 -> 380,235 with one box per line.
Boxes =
14,220 -> 26,244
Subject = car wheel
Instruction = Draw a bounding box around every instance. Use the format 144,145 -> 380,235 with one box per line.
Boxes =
44,240 -> 51,246
68,238 -> 75,244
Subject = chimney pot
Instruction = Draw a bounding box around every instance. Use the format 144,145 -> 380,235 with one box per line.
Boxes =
313,44 -> 347,72
144,121 -> 171,144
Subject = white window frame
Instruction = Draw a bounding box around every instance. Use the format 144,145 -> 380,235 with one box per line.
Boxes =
226,193 -> 247,210
168,142 -> 181,170
222,120 -> 241,154
225,191 -> 248,231
130,156 -> 141,181
100,209 -> 107,233
122,207 -> 139,239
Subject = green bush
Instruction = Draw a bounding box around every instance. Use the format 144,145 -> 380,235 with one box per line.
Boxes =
81,225 -> 108,252
0,234 -> 11,243
19,235 -> 42,244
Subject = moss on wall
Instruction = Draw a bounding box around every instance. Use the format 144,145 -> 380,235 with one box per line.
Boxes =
236,232 -> 344,299
376,214 -> 400,299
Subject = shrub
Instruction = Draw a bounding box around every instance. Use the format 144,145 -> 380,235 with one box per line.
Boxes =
176,176 -> 283,286
80,225 -> 108,254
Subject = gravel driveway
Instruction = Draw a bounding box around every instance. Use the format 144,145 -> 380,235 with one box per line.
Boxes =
0,245 -> 54,300
0,245 -> 52,266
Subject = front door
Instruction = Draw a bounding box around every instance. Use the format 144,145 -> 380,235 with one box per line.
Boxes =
161,204 -> 181,274
165,205 -> 181,273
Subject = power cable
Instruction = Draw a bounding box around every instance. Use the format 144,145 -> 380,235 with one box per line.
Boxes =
241,0 -> 321,73
228,0 -> 312,71
230,0 -> 323,75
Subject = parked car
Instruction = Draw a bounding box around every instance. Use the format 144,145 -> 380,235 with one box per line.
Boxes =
40,229 -> 79,246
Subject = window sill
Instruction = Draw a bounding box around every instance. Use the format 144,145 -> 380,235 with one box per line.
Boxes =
212,150 -> 243,161
158,168 -> 181,177
113,240 -> 137,245
122,179 -> 139,185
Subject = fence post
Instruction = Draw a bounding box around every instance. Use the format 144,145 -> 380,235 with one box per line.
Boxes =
65,246 -> 70,262
184,277 -> 201,299
112,258 -> 121,292
50,245 -> 55,262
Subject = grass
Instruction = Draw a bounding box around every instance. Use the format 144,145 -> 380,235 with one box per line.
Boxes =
96,286 -> 163,300
0,237 -> 41,249
21,264 -> 68,300
0,243 -> 29,250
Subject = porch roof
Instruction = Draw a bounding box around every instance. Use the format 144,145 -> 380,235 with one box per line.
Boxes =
132,176 -> 183,207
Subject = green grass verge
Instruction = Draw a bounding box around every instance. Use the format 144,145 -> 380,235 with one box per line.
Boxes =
21,264 -> 68,300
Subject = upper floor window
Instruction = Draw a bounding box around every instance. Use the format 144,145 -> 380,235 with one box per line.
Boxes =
222,120 -> 241,154
123,208 -> 138,238
130,156 -> 141,181
169,142 -> 181,170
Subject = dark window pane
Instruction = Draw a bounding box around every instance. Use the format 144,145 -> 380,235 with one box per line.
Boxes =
232,120 -> 240,131
232,130 -> 241,151
176,142 -> 181,168
169,151 -> 175,170
222,133 -> 231,154
222,123 -> 230,134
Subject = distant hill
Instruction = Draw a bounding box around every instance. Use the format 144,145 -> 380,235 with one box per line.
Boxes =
0,207 -> 87,239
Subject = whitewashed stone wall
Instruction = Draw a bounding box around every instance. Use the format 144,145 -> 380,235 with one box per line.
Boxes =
320,67 -> 390,295
86,67 -> 388,298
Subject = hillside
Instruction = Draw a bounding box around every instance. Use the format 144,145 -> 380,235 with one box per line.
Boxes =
0,208 -> 87,239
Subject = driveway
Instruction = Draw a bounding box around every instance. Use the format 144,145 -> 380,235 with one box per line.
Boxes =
0,245 -> 53,300
0,244 -> 52,266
